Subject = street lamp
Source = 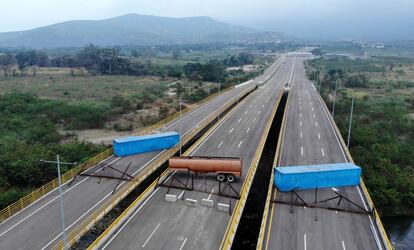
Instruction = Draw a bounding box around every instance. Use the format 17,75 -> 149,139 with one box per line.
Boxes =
347,96 -> 355,148
40,155 -> 78,250
332,79 -> 338,117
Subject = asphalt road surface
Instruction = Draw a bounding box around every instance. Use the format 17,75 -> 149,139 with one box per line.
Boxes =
263,57 -> 385,250
0,56 -> 285,250
96,57 -> 296,250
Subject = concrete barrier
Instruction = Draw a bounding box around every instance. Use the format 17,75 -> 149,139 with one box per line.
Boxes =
217,203 -> 230,213
201,199 -> 214,207
185,198 -> 198,207
165,194 -> 177,203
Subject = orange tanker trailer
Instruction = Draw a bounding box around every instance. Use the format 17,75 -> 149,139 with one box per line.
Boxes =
168,156 -> 242,183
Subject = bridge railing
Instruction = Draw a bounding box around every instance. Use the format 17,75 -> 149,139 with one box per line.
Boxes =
51,85 -> 257,250
0,148 -> 113,223
314,87 -> 393,250
256,89 -> 291,250
220,90 -> 283,250
0,85 -> 237,224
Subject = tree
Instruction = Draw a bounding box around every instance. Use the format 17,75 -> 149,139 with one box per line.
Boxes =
0,53 -> 14,77
77,44 -> 101,71
15,50 -> 37,70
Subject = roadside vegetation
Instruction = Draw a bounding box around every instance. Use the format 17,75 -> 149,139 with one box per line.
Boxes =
305,55 -> 414,216
0,42 -> 279,210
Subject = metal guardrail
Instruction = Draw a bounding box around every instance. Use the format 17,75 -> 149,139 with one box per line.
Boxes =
52,85 -> 257,250
220,90 -> 283,250
87,85 -> 246,250
0,86 -> 237,224
0,148 -> 113,223
314,88 -> 393,250
256,91 -> 291,250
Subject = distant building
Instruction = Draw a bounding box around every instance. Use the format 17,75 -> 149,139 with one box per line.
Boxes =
323,53 -> 350,59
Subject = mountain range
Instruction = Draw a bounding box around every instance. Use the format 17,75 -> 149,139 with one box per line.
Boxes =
0,14 -> 292,48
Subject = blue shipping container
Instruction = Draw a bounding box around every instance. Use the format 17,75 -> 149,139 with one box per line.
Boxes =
113,132 -> 180,157
274,163 -> 361,191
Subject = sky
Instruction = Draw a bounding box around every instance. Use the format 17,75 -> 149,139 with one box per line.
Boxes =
1,0 -> 414,40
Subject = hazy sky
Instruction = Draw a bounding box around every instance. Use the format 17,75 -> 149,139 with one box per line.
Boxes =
2,0 -> 414,40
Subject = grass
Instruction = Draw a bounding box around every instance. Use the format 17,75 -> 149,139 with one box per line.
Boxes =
0,71 -> 176,101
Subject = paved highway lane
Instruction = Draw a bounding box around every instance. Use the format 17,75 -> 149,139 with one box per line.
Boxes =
264,57 -> 384,250
0,55 -> 286,250
97,57 -> 295,250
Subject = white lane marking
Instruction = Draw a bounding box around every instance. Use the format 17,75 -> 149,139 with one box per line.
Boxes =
0,154 -> 115,226
229,128 -> 234,134
342,240 -> 346,250
300,121 -> 302,126
312,107 -> 314,111
246,127 -> 250,133
315,122 -> 318,127
262,104 -> 264,108
300,106 -> 302,111
300,113 -> 302,118
41,191 -> 113,250
310,102 -> 312,105
102,174 -> 173,249
218,141 -> 223,148
207,188 -> 215,200
190,98 -> 248,154
178,190 -> 185,200
142,223 -> 161,247
258,110 -> 261,114
238,118 -> 242,123
41,151 -> 166,249
318,133 -> 321,139
245,111 -> 248,114
321,148 -> 325,157
304,234 -> 307,250
253,118 -> 256,122
238,141 -> 243,148
0,156 -> 120,239
300,131 -> 303,139
312,86 -> 383,249
336,210 -> 338,214
301,147 -> 304,155
313,113 -> 316,118
179,238 -> 188,250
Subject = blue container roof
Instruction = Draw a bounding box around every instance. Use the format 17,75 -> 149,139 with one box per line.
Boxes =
113,131 -> 179,143
275,163 -> 360,174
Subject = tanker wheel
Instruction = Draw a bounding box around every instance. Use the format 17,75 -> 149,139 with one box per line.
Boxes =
226,174 -> 235,183
216,174 -> 226,182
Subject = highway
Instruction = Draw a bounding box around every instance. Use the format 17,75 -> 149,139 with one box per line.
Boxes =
263,57 -> 385,250
93,57 -> 296,250
0,56 -> 285,250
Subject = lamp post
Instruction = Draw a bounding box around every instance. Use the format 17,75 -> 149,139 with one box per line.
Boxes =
179,94 -> 182,156
332,79 -> 338,117
40,155 -> 77,250
347,96 -> 355,148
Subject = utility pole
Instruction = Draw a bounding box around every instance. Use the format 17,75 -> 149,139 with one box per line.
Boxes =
218,80 -> 221,94
179,94 -> 182,156
332,79 -> 338,117
347,96 -> 355,148
40,155 -> 77,250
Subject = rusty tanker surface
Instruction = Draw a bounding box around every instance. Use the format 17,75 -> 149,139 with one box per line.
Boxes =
168,156 -> 242,182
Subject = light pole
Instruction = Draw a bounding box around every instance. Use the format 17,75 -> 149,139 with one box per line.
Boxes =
332,79 -> 338,117
179,94 -> 182,156
218,80 -> 221,95
40,155 -> 77,250
347,96 -> 355,148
